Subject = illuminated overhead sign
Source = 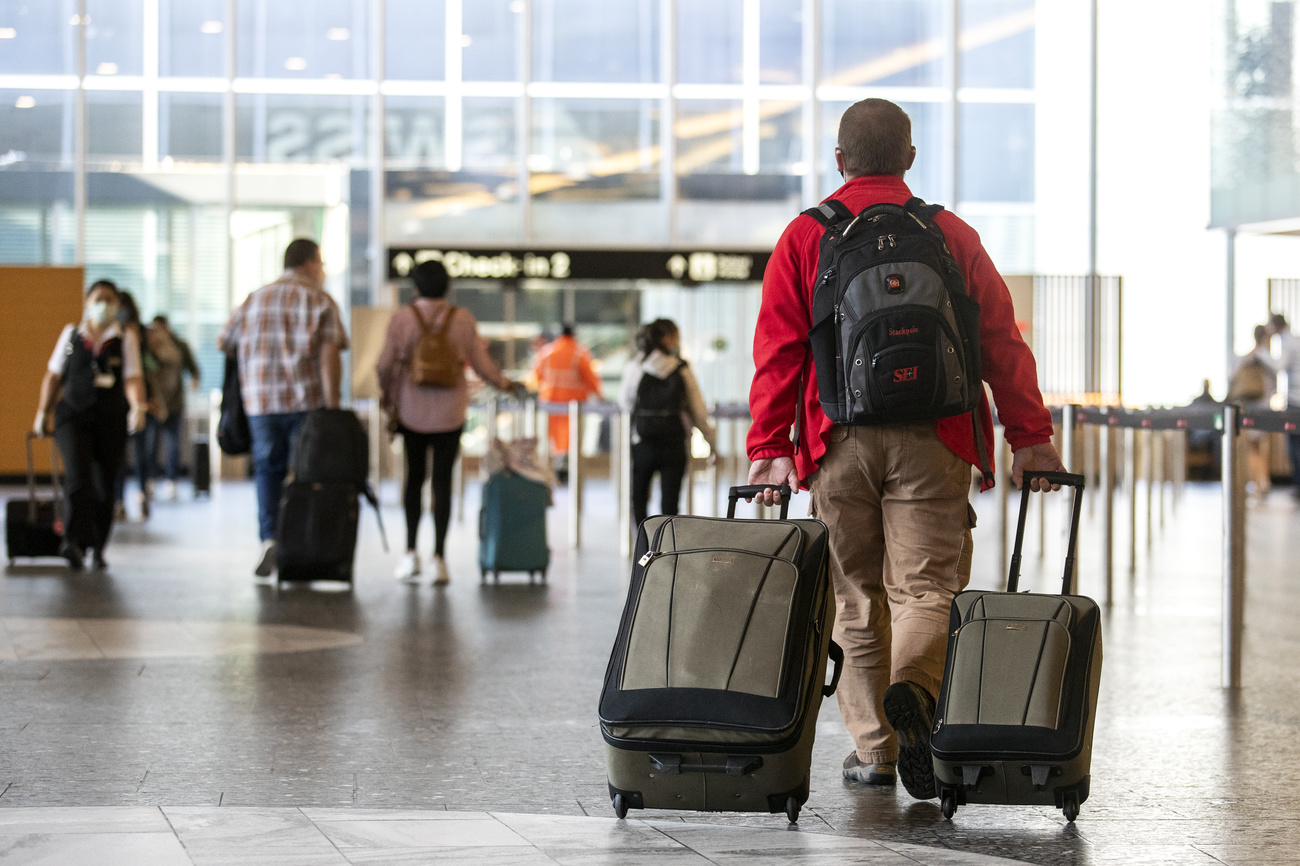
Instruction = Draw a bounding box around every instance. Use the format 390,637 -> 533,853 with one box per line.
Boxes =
387,247 -> 770,283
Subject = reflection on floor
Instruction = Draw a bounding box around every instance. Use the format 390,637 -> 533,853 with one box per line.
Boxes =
0,807 -> 1027,865
0,477 -> 1297,865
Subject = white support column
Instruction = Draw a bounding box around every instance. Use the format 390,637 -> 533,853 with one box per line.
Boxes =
445,0 -> 463,173
369,0 -> 386,307
143,0 -> 160,170
800,0 -> 821,209
947,0 -> 960,206
518,0 -> 532,243
741,0 -> 760,176
74,0 -> 87,264
223,0 -> 237,309
661,0 -> 677,242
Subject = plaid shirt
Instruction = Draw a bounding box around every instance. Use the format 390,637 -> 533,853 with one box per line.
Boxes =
218,270 -> 349,416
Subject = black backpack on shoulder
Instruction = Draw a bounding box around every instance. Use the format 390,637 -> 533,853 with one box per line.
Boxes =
633,361 -> 687,443
806,196 -> 983,425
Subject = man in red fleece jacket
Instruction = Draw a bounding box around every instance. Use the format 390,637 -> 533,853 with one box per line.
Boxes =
746,98 -> 1063,800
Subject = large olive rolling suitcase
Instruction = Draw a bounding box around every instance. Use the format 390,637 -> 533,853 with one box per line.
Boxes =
931,471 -> 1103,822
598,485 -> 842,824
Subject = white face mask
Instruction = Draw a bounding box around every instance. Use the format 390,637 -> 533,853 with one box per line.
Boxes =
86,300 -> 116,326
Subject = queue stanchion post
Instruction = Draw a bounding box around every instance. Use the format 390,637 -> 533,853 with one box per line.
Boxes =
207,389 -> 221,489
1145,426 -> 1154,547
619,409 -> 632,560
611,408 -> 623,535
1101,418 -> 1115,605
1158,429 -> 1167,528
1084,421 -> 1096,517
997,426 -> 1009,584
453,447 -> 465,523
1060,403 -> 1078,574
568,399 -> 582,550
1222,404 -> 1245,689
1127,426 -> 1138,572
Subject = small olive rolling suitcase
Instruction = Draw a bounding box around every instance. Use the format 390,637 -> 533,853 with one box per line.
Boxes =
931,471 -> 1102,822
599,485 -> 842,824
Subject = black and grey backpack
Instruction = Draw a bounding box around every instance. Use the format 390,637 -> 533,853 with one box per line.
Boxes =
804,196 -> 991,478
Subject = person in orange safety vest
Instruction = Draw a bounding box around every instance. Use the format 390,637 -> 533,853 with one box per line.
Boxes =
531,324 -> 602,458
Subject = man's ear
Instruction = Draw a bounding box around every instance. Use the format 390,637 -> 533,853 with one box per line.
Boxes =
904,146 -> 917,171
834,147 -> 846,175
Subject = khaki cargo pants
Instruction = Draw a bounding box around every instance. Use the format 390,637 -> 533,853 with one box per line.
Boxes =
810,423 -> 975,763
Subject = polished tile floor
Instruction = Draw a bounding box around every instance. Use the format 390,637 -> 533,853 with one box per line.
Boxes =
0,475 -> 1297,865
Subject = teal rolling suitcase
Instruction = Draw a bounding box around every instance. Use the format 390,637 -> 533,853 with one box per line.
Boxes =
478,471 -> 549,584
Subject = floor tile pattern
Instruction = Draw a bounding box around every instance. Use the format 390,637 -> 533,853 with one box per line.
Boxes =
0,477 -> 1297,864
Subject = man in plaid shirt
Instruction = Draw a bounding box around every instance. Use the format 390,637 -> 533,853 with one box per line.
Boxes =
218,238 -> 349,577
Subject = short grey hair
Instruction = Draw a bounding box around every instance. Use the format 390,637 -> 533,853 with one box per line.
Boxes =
836,99 -> 913,177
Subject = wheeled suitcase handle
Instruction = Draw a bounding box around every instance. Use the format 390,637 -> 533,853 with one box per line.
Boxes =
25,432 -> 64,528
727,485 -> 792,520
648,753 -> 763,776
1008,471 -> 1085,595
823,640 -> 844,697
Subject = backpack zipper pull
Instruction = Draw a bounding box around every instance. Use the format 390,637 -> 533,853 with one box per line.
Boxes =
638,550 -> 661,567
877,236 -> 886,251
888,234 -> 897,248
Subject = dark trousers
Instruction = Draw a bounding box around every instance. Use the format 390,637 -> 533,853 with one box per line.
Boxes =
249,412 -> 307,542
55,414 -> 127,553
401,427 -> 462,555
113,431 -> 150,504
146,412 -> 184,481
630,436 -> 689,532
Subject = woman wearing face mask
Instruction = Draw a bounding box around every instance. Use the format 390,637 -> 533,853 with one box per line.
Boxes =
32,280 -> 148,570
618,318 -> 717,534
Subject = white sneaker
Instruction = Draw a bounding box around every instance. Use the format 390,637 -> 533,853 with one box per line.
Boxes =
254,541 -> 277,578
160,480 -> 178,501
431,555 -> 450,586
395,551 -> 422,583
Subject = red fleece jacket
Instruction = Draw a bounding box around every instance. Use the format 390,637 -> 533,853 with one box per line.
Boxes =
746,175 -> 1054,490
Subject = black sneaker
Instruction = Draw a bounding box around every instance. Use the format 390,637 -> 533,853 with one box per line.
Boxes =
842,752 -> 896,786
91,549 -> 108,571
882,681 -> 937,800
59,540 -> 85,572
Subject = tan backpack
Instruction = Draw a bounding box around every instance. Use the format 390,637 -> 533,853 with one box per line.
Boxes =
409,304 -> 462,388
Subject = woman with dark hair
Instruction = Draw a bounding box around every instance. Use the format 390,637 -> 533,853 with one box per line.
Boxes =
111,291 -> 156,520
618,318 -> 717,532
377,260 -> 518,586
32,280 -> 148,570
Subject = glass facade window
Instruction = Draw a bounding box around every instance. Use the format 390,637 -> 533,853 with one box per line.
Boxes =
237,0 -> 369,79
678,0 -> 743,85
87,0 -> 144,77
759,0 -> 802,85
0,89 -> 71,164
88,90 -> 143,163
385,0 -> 445,81
533,0 -> 660,83
960,0 -> 1035,89
161,93 -> 224,162
0,0 -> 74,75
463,0 -> 520,82
386,97 -> 446,169
241,95 -> 368,165
161,0 -> 228,78
464,97 -> 518,169
823,0 -> 946,87
960,102 -> 1034,202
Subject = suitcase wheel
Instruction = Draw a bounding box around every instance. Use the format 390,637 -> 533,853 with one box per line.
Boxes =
612,793 -> 628,820
941,789 -> 957,820
1062,793 -> 1080,823
784,796 -> 800,824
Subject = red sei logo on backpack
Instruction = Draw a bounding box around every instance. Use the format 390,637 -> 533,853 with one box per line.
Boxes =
894,366 -> 919,383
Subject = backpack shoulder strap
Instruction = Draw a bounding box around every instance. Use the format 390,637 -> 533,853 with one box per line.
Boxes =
410,303 -> 431,333
434,305 -> 457,336
903,196 -> 946,222
801,199 -> 854,227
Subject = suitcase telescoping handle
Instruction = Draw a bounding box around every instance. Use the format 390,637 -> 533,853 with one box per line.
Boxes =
727,485 -> 792,520
25,432 -> 63,526
1008,470 -> 1085,595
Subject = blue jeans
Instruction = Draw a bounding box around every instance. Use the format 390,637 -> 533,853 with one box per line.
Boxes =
249,412 -> 306,542
145,412 -> 185,481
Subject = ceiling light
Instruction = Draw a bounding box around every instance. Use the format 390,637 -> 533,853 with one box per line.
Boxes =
15,95 -> 35,109
326,27 -> 349,41
284,56 -> 307,71
323,73 -> 341,79
69,14 -> 83,25
0,28 -> 16,39
200,20 -> 223,34
96,61 -> 118,75
460,34 -> 473,48
510,1 -> 525,12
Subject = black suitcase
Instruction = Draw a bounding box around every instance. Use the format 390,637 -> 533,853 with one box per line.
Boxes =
599,485 -> 842,824
6,433 -> 65,563
275,480 -> 360,584
930,471 -> 1103,823
192,437 -> 211,496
